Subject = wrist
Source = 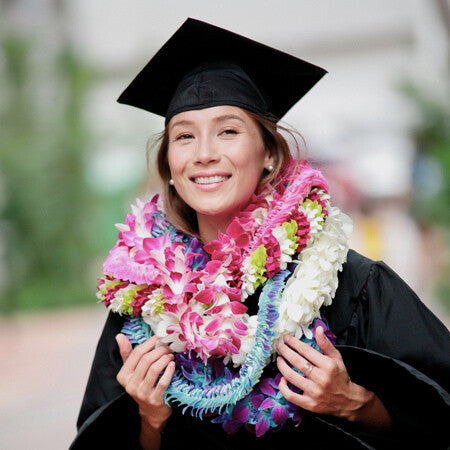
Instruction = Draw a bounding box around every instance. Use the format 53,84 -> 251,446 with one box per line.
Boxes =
140,413 -> 168,433
341,383 -> 394,432
341,382 -> 375,423
139,416 -> 167,450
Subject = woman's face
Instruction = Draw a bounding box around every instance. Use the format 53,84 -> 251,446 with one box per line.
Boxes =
167,105 -> 273,222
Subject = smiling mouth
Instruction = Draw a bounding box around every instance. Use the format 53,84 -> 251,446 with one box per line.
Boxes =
192,175 -> 231,185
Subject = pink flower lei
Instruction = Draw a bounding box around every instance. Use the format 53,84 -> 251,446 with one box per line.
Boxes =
97,159 -> 353,436
97,160 -> 340,364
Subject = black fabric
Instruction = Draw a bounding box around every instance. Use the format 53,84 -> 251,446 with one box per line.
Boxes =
165,62 -> 269,126
75,312 -> 124,431
69,250 -> 450,449
117,18 -> 327,122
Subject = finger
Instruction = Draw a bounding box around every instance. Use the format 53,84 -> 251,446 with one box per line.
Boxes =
121,335 -> 161,373
132,346 -> 174,383
277,356 -> 313,390
116,335 -> 163,386
116,334 -> 133,363
125,352 -> 174,399
277,342 -> 319,382
315,326 -> 341,360
153,360 -> 176,399
278,376 -> 314,410
282,335 -> 325,367
141,353 -> 175,391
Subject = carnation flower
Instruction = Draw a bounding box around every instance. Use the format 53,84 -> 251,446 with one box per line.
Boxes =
271,220 -> 299,270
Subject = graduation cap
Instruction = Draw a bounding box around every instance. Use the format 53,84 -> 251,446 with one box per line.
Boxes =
118,18 -> 327,124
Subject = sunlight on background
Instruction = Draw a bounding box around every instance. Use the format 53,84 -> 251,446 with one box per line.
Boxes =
0,1 -> 449,448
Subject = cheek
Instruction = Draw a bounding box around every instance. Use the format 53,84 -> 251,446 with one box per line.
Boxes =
167,147 -> 184,177
242,168 -> 264,194
233,141 -> 266,178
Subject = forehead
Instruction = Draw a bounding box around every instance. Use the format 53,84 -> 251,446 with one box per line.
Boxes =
168,105 -> 254,129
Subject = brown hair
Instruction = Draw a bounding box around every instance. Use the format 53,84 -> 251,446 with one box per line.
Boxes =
151,110 -> 303,235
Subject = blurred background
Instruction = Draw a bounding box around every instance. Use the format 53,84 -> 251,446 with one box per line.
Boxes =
0,0 -> 449,448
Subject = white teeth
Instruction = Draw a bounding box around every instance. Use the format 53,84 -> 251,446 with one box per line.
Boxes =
193,175 -> 229,184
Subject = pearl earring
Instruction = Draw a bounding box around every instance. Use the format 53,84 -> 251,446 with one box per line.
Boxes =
169,179 -> 174,185
268,164 -> 274,172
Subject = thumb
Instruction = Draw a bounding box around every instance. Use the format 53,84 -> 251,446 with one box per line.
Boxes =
316,326 -> 341,360
115,333 -> 132,363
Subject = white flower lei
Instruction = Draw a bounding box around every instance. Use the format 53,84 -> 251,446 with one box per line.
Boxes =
98,188 -> 352,367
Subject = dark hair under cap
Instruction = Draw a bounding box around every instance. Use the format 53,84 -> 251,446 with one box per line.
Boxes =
117,18 -> 327,122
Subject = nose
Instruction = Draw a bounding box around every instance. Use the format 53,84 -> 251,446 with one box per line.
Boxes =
195,136 -> 220,165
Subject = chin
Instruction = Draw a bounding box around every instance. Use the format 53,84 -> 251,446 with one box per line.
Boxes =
195,201 -> 247,219
195,206 -> 230,217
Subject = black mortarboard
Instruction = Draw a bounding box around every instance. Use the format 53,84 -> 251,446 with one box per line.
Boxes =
117,18 -> 327,124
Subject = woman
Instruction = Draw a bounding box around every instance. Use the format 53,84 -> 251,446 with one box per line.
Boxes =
70,19 -> 450,450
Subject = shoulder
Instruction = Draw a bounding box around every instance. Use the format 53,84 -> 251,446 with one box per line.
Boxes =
323,249 -> 374,335
335,249 -> 418,306
326,247 -> 426,311
338,249 -> 375,296
326,250 -> 450,384
324,249 -> 446,342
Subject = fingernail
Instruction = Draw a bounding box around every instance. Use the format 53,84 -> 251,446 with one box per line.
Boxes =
284,335 -> 291,343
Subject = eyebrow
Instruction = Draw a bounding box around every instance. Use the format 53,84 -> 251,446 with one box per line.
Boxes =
169,119 -> 192,131
169,114 -> 246,131
212,114 -> 246,124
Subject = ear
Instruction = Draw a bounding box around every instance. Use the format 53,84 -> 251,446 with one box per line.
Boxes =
264,151 -> 275,171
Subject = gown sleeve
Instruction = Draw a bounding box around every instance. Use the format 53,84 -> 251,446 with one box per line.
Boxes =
323,250 -> 450,449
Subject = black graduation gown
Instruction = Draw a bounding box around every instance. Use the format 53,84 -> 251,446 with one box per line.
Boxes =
69,250 -> 450,449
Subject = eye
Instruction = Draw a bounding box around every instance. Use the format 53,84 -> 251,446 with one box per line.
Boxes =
175,133 -> 194,141
220,129 -> 238,136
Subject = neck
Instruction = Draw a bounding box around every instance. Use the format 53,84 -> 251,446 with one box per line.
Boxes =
197,212 -> 234,243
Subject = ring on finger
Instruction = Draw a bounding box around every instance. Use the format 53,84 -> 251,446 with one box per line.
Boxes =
301,361 -> 314,377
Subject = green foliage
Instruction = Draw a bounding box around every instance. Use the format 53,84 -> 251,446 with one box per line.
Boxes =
398,80 -> 450,226
0,33 -> 114,313
398,79 -> 450,311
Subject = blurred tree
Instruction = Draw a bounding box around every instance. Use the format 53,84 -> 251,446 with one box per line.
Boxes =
403,82 -> 450,224
399,79 -> 450,312
0,34 -> 99,312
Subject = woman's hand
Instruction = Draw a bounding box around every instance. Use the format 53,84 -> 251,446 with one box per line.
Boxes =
276,326 -> 393,432
116,334 -> 175,450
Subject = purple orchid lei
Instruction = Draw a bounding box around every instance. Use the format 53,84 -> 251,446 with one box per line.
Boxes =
122,313 -> 335,436
99,160 -> 351,437
211,317 -> 336,436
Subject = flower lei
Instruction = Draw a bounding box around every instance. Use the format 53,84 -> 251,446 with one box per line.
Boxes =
97,160 -> 352,436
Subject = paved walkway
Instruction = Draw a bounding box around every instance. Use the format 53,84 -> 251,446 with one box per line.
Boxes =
1,299 -> 448,450
0,306 -> 107,450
